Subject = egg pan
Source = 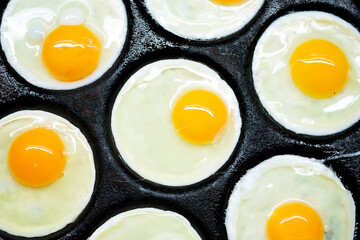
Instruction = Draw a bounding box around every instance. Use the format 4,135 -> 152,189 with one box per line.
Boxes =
0,0 -> 360,239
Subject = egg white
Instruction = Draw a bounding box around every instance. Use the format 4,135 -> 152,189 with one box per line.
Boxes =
0,0 -> 127,90
88,208 -> 202,240
0,110 -> 95,237
252,11 -> 360,136
145,0 -> 264,40
225,155 -> 355,240
111,59 -> 241,186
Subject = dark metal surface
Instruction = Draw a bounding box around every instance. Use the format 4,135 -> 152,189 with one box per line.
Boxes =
0,0 -> 359,239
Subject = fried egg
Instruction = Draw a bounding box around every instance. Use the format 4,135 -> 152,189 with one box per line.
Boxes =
252,11 -> 360,136
111,59 -> 241,186
88,208 -> 202,240
225,155 -> 355,240
0,110 -> 95,237
145,0 -> 264,40
1,0 -> 127,90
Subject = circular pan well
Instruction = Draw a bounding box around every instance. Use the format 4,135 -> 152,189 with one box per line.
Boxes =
144,0 -> 265,41
88,208 -> 202,239
111,59 -> 241,187
252,11 -> 360,136
225,154 -> 355,240
0,110 -> 95,237
0,0 -> 128,90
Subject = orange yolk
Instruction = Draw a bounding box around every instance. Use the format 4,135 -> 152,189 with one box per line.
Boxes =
267,201 -> 324,240
290,39 -> 349,98
211,0 -> 245,5
172,89 -> 227,145
8,128 -> 66,188
42,25 -> 101,82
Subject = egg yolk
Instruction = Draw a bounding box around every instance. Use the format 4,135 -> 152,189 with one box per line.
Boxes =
42,25 -> 101,82
211,0 -> 245,5
8,128 -> 66,188
267,201 -> 324,240
172,90 -> 227,145
290,39 -> 349,98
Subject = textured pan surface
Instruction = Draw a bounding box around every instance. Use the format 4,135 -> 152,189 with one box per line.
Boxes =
0,0 -> 359,239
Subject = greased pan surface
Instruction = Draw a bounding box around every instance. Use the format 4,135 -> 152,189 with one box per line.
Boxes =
0,0 -> 359,239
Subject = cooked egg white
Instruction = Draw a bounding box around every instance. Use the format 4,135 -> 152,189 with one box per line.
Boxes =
0,110 -> 95,237
88,208 -> 202,240
225,155 -> 355,240
145,0 -> 264,40
1,0 -> 127,90
252,11 -> 360,136
111,59 -> 241,186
